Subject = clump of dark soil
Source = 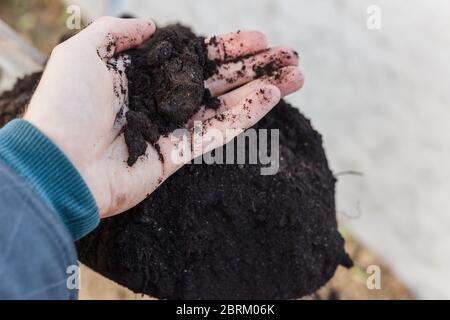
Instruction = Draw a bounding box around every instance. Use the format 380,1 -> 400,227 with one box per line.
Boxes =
124,25 -> 219,166
0,24 -> 352,300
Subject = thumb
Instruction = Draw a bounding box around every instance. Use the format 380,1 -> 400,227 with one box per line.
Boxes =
72,16 -> 156,58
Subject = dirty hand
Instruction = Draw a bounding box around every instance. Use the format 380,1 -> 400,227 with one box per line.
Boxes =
24,17 -> 303,218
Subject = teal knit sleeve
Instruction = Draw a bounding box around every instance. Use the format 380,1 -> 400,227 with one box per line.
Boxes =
0,119 -> 99,240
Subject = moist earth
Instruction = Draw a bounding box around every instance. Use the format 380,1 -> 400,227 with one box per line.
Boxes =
124,25 -> 219,166
0,24 -> 352,300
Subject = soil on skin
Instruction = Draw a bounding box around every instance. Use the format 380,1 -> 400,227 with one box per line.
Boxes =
0,25 -> 352,300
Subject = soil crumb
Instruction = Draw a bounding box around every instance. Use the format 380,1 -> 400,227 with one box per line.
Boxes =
0,25 -> 352,300
124,25 -> 219,166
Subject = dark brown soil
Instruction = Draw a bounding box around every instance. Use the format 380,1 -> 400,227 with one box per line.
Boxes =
77,100 -> 352,300
124,25 -> 219,166
0,72 -> 41,123
0,24 -> 352,300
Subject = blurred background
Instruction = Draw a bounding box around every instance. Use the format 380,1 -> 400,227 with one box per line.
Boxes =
1,0 -> 449,300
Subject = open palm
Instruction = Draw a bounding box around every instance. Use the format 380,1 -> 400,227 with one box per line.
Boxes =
24,17 -> 303,218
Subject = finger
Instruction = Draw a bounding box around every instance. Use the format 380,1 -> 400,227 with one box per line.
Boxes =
189,66 -> 303,124
206,46 -> 299,96
73,16 -> 156,58
220,66 -> 304,107
158,85 -> 281,176
206,31 -> 268,62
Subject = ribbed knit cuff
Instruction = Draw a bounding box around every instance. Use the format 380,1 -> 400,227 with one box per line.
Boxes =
0,120 -> 99,240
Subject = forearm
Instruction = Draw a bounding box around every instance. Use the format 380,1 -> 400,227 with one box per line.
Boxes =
0,119 -> 99,299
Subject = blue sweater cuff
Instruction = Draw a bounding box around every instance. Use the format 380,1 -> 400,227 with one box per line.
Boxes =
0,119 -> 99,240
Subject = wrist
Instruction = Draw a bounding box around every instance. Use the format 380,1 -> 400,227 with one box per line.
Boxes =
0,119 -> 100,240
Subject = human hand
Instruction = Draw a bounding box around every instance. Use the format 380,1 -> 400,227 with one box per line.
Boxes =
24,17 -> 304,219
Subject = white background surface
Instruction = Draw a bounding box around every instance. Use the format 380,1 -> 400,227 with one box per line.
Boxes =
64,0 -> 450,299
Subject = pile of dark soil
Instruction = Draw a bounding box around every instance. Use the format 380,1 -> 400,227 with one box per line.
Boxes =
79,100 -> 352,300
0,25 -> 352,300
